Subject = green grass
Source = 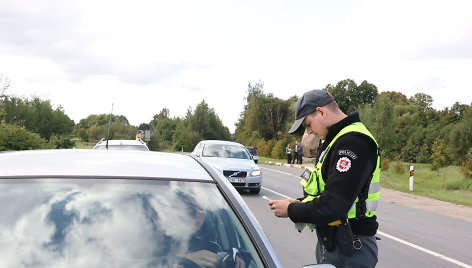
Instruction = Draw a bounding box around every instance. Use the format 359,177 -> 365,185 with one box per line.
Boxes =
73,140 -> 95,149
259,156 -> 472,208
381,163 -> 472,207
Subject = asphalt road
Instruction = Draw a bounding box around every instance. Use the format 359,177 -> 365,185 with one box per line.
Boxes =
240,164 -> 472,268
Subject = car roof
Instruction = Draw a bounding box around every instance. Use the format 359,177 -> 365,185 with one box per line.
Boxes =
199,140 -> 244,147
95,139 -> 147,146
0,149 -> 212,181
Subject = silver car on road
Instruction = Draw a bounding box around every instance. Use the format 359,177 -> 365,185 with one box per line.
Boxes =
191,140 -> 262,194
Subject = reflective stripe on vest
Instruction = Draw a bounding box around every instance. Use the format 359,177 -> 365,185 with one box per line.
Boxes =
300,122 -> 380,220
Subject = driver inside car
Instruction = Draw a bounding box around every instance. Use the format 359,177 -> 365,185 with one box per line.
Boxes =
173,193 -> 246,268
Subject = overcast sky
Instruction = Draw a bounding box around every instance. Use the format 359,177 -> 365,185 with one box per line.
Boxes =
1,0 -> 471,133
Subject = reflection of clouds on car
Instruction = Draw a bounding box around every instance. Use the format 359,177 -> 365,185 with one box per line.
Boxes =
0,161 -> 267,267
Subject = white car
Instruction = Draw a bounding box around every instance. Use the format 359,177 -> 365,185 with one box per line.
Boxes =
93,139 -> 149,151
0,149 -> 283,267
191,140 -> 262,194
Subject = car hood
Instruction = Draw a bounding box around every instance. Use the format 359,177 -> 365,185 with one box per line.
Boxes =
201,157 -> 259,171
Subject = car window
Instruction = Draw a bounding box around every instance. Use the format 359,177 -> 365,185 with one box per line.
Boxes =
0,179 -> 264,268
202,145 -> 251,159
94,145 -> 149,151
247,148 -> 257,156
194,142 -> 203,155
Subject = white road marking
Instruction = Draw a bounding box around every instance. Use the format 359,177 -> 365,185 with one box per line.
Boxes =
261,195 -> 271,201
261,187 -> 291,199
377,231 -> 471,268
260,166 -> 472,268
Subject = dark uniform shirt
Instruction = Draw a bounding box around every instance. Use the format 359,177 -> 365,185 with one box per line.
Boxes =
287,112 -> 379,236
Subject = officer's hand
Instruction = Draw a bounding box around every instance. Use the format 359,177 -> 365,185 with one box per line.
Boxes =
268,199 -> 296,218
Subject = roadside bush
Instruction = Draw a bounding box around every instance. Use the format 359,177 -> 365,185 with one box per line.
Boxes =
48,135 -> 76,149
460,148 -> 472,178
393,160 -> 405,174
431,138 -> 448,171
271,139 -> 287,159
381,158 -> 390,171
0,123 -> 47,150
259,139 -> 276,157
172,122 -> 201,152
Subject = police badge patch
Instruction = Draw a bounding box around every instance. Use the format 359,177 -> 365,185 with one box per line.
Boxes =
336,157 -> 352,172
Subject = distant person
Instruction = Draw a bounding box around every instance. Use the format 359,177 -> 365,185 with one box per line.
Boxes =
268,89 -> 380,267
285,143 -> 293,164
293,142 -> 300,164
297,142 -> 304,164
136,130 -> 145,142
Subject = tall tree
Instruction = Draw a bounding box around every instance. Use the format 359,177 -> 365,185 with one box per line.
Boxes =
359,93 -> 396,159
448,106 -> 472,164
326,79 -> 357,113
74,114 -> 134,142
187,100 -> 231,141
326,79 -> 378,114
235,82 -> 291,142
148,108 -> 178,151
0,95 -> 74,140
410,92 -> 433,113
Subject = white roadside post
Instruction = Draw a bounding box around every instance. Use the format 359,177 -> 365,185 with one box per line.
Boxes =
409,165 -> 414,191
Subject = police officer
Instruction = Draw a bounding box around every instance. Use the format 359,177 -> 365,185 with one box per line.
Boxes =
268,89 -> 380,268
286,143 -> 293,164
136,130 -> 145,142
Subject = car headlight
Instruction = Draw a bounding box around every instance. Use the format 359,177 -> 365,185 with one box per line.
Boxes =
250,170 -> 261,176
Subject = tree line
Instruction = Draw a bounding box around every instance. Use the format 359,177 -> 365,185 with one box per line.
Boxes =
0,76 -> 230,152
234,80 -> 472,178
1,75 -> 471,177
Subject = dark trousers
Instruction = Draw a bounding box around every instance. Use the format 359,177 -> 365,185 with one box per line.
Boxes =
315,235 -> 378,268
287,154 -> 292,164
293,152 -> 299,164
298,154 -> 303,164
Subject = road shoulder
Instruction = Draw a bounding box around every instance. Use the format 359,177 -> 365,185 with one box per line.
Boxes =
380,187 -> 472,223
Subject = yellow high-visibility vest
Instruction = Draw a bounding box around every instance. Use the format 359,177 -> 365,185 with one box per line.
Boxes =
297,122 -> 380,230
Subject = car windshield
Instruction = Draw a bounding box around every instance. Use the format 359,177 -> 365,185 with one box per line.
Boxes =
202,144 -> 251,159
0,179 -> 264,268
94,145 -> 149,151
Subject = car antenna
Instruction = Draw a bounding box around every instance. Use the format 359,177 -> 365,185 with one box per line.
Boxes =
106,103 -> 114,150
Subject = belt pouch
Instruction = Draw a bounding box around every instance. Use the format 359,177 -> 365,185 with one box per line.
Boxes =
316,225 -> 336,251
336,220 -> 355,256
